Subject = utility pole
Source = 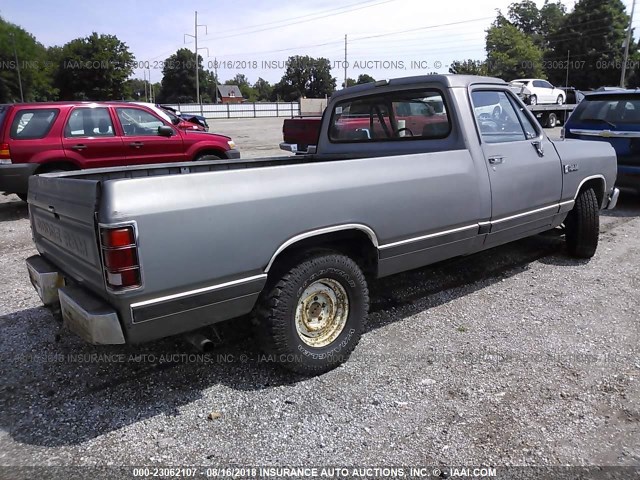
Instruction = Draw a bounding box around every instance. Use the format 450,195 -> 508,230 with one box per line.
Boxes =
214,58 -> 219,104
565,50 -> 570,89
143,69 -> 148,102
148,67 -> 153,103
621,0 -> 636,87
184,11 -> 208,114
9,32 -> 24,102
344,34 -> 348,89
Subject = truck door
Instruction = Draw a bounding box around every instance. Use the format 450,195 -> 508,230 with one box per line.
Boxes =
470,89 -> 563,246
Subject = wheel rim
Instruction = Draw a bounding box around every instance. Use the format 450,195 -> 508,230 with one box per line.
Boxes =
531,96 -> 537,105
558,96 -> 563,105
295,278 -> 349,348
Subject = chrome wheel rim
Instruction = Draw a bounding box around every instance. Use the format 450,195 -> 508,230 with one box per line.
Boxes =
295,278 -> 349,347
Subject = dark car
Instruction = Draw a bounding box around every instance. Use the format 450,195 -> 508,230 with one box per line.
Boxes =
564,90 -> 640,192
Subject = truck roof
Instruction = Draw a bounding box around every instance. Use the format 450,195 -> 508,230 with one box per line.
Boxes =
333,74 -> 506,99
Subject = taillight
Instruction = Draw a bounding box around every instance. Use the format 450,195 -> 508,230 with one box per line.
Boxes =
0,143 -> 10,162
100,225 -> 141,290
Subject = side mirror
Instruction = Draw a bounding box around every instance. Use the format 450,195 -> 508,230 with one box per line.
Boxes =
158,125 -> 175,137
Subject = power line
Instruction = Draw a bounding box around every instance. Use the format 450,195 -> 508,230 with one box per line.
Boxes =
199,0 -> 397,44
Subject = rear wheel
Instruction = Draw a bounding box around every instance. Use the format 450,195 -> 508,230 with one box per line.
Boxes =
253,252 -> 369,375
530,95 -> 538,106
565,187 -> 599,258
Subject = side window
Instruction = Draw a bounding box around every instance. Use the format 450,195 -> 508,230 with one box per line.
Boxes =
508,94 -> 538,139
541,81 -> 553,89
10,109 -> 59,140
532,80 -> 543,88
472,91 -> 532,143
65,108 -> 114,137
329,90 -> 450,142
116,108 -> 166,136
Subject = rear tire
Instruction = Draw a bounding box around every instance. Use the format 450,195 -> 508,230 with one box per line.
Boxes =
253,252 -> 369,375
565,187 -> 599,258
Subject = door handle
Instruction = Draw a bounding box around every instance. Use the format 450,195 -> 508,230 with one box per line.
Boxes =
129,142 -> 144,149
71,144 -> 87,151
488,156 -> 504,164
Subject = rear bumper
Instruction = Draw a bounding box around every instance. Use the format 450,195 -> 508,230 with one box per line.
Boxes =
0,163 -> 38,194
606,188 -> 620,210
26,255 -> 125,344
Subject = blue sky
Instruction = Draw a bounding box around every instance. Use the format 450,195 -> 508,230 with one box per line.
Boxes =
1,0 -> 637,84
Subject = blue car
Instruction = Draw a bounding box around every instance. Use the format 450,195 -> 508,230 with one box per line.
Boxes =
564,90 -> 640,192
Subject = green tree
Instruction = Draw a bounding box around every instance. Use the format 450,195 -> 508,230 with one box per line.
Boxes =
157,48 -> 218,103
123,78 -> 148,100
485,14 -> 544,80
448,59 -> 488,75
253,77 -> 272,101
343,77 -> 356,88
356,74 -> 376,84
508,0 -> 541,37
0,16 -> 55,102
53,32 -> 134,100
545,0 -> 635,88
272,55 -> 336,101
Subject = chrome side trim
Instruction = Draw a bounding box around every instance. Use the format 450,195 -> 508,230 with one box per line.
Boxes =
379,224 -> 478,250
574,174 -> 606,201
559,200 -> 575,208
491,203 -> 560,224
569,128 -> 640,138
130,274 -> 267,309
265,224 -> 379,272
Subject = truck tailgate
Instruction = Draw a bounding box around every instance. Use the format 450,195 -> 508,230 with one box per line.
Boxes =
28,174 -> 106,295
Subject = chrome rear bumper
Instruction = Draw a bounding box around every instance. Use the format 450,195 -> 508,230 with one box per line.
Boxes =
606,188 -> 620,210
26,255 -> 125,344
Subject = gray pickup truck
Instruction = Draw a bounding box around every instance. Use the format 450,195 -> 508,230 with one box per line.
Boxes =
25,75 -> 619,375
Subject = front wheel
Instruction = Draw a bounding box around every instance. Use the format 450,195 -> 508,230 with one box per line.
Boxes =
556,95 -> 564,105
565,187 -> 599,258
253,252 -> 369,375
529,95 -> 538,106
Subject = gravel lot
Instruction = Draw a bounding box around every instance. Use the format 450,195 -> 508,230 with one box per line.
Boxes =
0,121 -> 638,472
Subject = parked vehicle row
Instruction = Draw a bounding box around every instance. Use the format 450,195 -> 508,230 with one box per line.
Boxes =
25,75 -> 618,376
0,101 -> 237,200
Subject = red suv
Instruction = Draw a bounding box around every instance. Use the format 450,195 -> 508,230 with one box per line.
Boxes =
0,102 -> 239,200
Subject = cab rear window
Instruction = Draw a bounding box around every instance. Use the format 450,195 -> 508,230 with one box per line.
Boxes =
10,109 -> 59,140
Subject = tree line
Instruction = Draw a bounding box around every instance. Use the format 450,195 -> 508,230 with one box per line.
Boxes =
449,0 -> 640,89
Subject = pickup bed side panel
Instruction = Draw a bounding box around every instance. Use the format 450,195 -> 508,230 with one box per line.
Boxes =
552,139 -> 617,207
99,150 -> 490,341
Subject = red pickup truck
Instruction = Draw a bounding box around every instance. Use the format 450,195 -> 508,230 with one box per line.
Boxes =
0,101 -> 239,200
